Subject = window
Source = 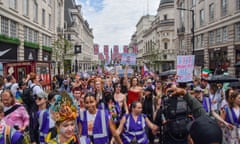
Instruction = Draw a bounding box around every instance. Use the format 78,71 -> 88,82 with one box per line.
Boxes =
10,21 -> 17,38
33,2 -> 38,22
216,29 -> 222,43
222,27 -> 228,41
9,0 -> 16,9
42,34 -> 51,46
209,31 -> 215,45
200,9 -> 204,26
23,0 -> 29,16
221,0 -> 227,16
57,4 -> 61,27
192,0 -> 196,6
237,0 -> 240,10
24,27 -> 27,40
164,15 -> 167,20
179,2 -> 184,26
0,16 -> 17,38
24,26 -> 38,43
164,42 -> 168,49
163,55 -> 167,59
196,35 -> 200,48
236,23 -> 240,40
1,17 -> 9,35
49,14 -> 51,29
209,3 -> 214,21
42,9 -> 45,25
33,31 -> 38,43
200,34 -> 204,47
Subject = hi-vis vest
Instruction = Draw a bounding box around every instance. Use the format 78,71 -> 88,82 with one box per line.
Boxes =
122,114 -> 148,144
79,110 -> 109,144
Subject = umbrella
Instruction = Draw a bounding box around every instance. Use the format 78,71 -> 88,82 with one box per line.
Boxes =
235,61 -> 240,67
159,69 -> 176,77
207,75 -> 239,83
229,81 -> 240,88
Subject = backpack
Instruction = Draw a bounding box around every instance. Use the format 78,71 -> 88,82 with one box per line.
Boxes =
162,95 -> 192,141
21,85 -> 36,107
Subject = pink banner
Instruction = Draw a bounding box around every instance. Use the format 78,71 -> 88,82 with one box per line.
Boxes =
133,45 -> 138,54
104,45 -> 109,55
113,45 -> 119,54
94,44 -> 99,55
123,45 -> 128,53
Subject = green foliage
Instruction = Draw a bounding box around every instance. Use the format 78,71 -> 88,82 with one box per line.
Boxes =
52,36 -> 73,74
24,41 -> 40,49
42,45 -> 52,52
0,34 -> 20,45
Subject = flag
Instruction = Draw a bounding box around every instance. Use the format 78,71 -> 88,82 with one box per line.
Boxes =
113,45 -> 119,54
123,45 -> 128,53
94,44 -> 99,55
133,45 -> 138,54
201,68 -> 211,77
104,45 -> 109,55
141,64 -> 149,76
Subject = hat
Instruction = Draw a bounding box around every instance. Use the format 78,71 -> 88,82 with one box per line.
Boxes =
194,86 -> 204,92
188,116 -> 222,144
36,91 -> 48,99
147,79 -> 152,83
51,91 -> 77,122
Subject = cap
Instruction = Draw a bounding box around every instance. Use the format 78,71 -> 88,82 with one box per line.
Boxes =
194,86 -> 204,92
147,79 -> 152,83
188,116 -> 222,144
36,91 -> 48,99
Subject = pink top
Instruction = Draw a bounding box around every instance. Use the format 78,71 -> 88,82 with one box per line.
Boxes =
3,104 -> 29,129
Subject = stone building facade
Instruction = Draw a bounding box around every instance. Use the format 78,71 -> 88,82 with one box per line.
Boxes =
0,0 -> 64,62
175,0 -> 240,76
64,0 -> 96,73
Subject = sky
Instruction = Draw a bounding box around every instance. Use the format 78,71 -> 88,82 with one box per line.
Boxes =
75,0 -> 160,52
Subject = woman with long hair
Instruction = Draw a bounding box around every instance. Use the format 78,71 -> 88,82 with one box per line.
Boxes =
127,77 -> 143,106
221,90 -> 240,144
113,82 -> 129,115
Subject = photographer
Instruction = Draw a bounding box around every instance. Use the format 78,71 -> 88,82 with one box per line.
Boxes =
163,86 -> 222,144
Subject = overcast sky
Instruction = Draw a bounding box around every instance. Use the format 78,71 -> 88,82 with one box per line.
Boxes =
75,0 -> 160,52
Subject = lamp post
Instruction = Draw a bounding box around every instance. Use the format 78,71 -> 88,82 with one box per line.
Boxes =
177,8 -> 195,55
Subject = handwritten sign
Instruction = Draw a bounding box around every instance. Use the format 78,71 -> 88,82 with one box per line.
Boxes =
177,55 -> 195,82
121,54 -> 136,65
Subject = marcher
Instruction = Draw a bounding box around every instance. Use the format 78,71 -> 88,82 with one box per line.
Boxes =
79,92 -> 123,144
1,89 -> 29,132
117,101 -> 158,144
0,102 -> 24,143
45,91 -> 82,144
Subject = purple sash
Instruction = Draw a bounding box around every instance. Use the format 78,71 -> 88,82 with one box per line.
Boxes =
226,107 -> 240,128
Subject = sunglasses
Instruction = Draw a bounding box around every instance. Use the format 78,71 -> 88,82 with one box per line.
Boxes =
82,79 -> 88,81
35,97 -> 43,101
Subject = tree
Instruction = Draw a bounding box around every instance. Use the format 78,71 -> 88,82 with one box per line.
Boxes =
53,36 -> 73,75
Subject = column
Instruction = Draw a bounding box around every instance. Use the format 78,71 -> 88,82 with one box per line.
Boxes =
18,24 -> 24,60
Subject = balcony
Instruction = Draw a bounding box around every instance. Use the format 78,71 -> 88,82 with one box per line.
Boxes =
159,19 -> 174,26
177,26 -> 185,34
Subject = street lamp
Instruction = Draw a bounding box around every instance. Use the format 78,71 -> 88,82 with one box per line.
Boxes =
177,8 -> 195,55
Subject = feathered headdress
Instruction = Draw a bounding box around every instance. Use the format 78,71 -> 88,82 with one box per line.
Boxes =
51,91 -> 77,122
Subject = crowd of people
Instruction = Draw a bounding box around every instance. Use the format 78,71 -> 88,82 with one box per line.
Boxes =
0,68 -> 238,144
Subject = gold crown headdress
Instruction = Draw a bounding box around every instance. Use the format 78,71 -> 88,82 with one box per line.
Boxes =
51,91 -> 77,122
